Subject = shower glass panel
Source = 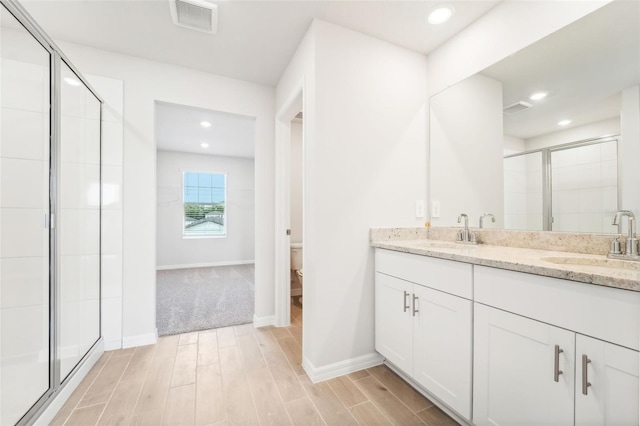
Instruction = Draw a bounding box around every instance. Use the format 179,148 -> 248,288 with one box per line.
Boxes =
504,151 -> 544,231
0,5 -> 51,424
551,140 -> 618,233
58,62 -> 101,381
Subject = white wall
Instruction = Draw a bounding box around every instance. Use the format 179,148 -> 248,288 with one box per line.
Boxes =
55,41 -> 275,346
156,150 -> 255,268
525,117 -> 620,150
620,85 -> 640,218
290,121 -> 303,244
276,20 -> 428,375
425,1 -> 610,97
430,74 -> 504,228
504,134 -> 525,155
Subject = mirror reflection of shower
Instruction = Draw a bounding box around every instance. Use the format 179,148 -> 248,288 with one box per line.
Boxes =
504,135 -> 619,233
290,112 -> 303,311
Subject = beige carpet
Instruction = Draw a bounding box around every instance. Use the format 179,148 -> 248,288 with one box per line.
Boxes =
156,264 -> 254,336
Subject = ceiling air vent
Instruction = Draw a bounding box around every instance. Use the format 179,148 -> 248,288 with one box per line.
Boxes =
503,101 -> 533,115
170,0 -> 218,34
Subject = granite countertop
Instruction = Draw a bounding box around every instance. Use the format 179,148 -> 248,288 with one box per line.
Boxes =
371,238 -> 640,292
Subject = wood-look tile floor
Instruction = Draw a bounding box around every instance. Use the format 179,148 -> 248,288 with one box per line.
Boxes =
52,302 -> 456,425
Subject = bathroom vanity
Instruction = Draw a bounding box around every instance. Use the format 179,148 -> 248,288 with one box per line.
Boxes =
371,231 -> 640,426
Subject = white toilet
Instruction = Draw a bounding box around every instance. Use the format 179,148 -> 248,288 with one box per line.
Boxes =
290,243 -> 303,305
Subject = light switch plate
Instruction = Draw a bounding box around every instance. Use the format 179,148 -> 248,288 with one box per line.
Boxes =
432,200 -> 441,218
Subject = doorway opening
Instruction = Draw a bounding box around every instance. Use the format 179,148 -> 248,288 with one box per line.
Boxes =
154,101 -> 256,336
289,112 -> 304,328
275,88 -> 303,329
275,85 -> 305,370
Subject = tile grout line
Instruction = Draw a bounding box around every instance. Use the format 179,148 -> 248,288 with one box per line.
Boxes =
350,374 -> 405,426
91,351 -> 136,425
214,328 -> 228,425
193,335 -> 199,425
120,344 -> 157,424
241,329 -> 266,426
60,351 -> 113,425
126,341 -> 162,422
296,365 -> 329,426
368,369 -> 430,417
160,337 -> 183,425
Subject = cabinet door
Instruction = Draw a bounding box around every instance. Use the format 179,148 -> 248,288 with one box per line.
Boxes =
413,286 -> 472,420
375,272 -> 413,374
575,334 -> 639,425
473,304 -> 575,426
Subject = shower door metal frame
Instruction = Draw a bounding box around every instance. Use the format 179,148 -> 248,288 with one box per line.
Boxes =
0,0 -> 104,424
504,134 -> 620,232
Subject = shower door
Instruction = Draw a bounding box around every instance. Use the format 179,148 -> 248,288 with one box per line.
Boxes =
0,0 -> 103,423
0,4 -> 52,424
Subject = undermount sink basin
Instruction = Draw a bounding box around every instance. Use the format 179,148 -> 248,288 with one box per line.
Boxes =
418,241 -> 471,249
540,256 -> 640,271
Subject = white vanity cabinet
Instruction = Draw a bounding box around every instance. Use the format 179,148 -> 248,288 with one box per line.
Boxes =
474,266 -> 640,426
374,247 -> 640,426
412,284 -> 472,419
473,303 -> 576,426
574,334 -> 639,425
374,272 -> 414,374
374,249 -> 473,420
474,304 -> 639,426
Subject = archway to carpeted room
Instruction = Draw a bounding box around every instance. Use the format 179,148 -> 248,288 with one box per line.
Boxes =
155,101 -> 256,336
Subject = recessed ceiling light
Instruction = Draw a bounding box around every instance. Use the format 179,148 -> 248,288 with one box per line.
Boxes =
200,121 -> 211,128
427,4 -> 455,25
63,77 -> 81,87
558,120 -> 572,126
529,92 -> 548,101
201,142 -> 209,148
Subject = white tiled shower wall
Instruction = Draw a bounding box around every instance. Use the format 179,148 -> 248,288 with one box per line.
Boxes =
0,54 -> 51,424
504,140 -> 618,233
504,152 -> 543,231
551,140 -> 618,233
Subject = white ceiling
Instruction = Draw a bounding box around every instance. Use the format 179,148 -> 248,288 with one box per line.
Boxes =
155,101 -> 256,158
481,0 -> 640,140
21,0 -> 499,86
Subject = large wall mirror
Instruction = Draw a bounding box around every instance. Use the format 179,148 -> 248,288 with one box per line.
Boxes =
429,0 -> 640,234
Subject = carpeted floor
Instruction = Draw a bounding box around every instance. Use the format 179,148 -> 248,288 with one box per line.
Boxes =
156,264 -> 255,336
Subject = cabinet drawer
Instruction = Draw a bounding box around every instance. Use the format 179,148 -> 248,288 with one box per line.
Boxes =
475,266 -> 640,350
375,249 -> 472,299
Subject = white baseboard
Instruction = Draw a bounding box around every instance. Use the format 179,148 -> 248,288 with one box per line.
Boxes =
104,339 -> 123,351
156,260 -> 255,271
122,330 -> 158,348
253,314 -> 275,328
303,352 -> 384,383
34,340 -> 104,425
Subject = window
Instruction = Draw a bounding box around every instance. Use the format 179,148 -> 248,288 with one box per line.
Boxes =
183,172 -> 226,237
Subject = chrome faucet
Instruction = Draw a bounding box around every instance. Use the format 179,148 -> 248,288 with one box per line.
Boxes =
456,213 -> 477,245
479,213 -> 495,229
609,210 -> 639,259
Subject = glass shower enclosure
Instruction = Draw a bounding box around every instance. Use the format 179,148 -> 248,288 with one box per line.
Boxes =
0,0 -> 102,424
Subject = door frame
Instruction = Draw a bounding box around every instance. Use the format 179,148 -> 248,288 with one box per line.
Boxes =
274,81 -> 303,327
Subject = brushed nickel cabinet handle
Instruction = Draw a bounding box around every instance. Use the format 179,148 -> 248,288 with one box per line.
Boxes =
412,295 -> 419,316
582,354 -> 592,395
554,345 -> 564,382
403,291 -> 410,312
